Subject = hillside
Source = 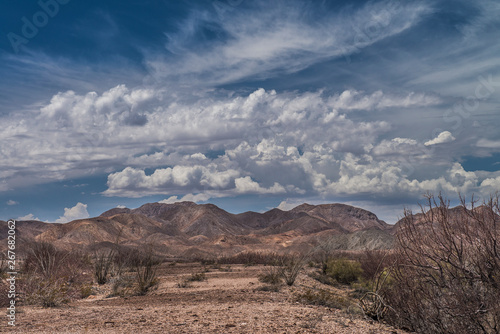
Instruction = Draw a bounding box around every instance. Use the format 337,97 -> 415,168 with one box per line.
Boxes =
6,202 -> 394,256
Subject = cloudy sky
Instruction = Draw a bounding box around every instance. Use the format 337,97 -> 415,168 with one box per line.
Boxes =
1,0 -> 499,224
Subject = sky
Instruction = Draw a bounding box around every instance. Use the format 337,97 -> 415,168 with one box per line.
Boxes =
1,0 -> 499,224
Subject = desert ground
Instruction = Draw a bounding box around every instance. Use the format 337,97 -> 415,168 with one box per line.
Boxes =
2,263 -> 403,333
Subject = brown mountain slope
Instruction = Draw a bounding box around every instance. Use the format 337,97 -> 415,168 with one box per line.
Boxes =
7,201 -> 394,253
130,202 -> 249,237
291,203 -> 389,232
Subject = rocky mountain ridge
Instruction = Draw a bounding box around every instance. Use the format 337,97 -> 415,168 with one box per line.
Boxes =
1,202 -> 393,256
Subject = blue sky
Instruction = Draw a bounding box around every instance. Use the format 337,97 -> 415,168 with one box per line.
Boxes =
1,0 -> 499,224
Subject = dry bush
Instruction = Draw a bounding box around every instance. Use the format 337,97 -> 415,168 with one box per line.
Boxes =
359,250 -> 395,281
23,242 -> 66,278
178,271 -> 207,288
20,242 -> 92,307
382,194 -> 500,333
258,265 -> 283,285
0,279 -> 10,308
109,275 -> 135,297
130,248 -> 161,295
201,251 -> 283,266
297,288 -> 350,309
280,255 -> 305,286
257,253 -> 305,286
93,249 -> 114,285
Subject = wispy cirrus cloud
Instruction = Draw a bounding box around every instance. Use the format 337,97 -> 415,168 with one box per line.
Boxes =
146,0 -> 433,86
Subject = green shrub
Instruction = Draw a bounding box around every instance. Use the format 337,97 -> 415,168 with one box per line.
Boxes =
326,258 -> 363,285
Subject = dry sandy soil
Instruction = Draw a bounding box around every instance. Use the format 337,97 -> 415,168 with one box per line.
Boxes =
2,263 -> 403,333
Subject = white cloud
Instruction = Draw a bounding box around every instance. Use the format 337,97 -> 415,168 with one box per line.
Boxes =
148,0 -> 433,86
480,176 -> 500,192
328,90 -> 441,111
116,205 -> 126,208
103,165 -> 241,197
234,176 -> 286,194
476,139 -> 500,149
17,213 -> 40,221
372,137 -> 420,156
0,80 -> 495,206
159,192 -> 213,204
6,200 -> 18,206
51,202 -> 90,224
424,131 -> 456,146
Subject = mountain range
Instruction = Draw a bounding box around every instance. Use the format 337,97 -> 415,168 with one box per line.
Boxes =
0,202 -> 394,257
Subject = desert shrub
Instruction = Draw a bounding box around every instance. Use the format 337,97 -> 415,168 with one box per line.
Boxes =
204,251 -> 284,266
325,258 -> 363,285
0,253 -> 9,277
297,288 -> 350,309
222,265 -> 232,272
130,249 -> 161,296
280,256 -> 304,286
188,272 -> 207,282
178,271 -> 207,288
22,276 -> 73,307
0,279 -> 10,307
110,275 -> 135,297
359,250 -> 394,281
177,280 -> 191,288
93,250 -> 114,285
255,284 -> 281,292
382,194 -> 500,333
20,242 -> 92,307
80,283 -> 93,298
258,265 -> 283,285
23,242 -> 66,278
309,271 -> 337,286
257,253 -> 304,286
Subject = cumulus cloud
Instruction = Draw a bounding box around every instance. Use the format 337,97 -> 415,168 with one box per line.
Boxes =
372,137 -> 420,156
104,165 -> 241,197
51,202 -> 90,224
234,176 -> 286,194
6,200 -> 18,206
0,80 -> 494,206
476,139 -> 500,149
159,193 -> 213,204
328,90 -> 441,111
424,131 -> 456,146
17,213 -> 40,221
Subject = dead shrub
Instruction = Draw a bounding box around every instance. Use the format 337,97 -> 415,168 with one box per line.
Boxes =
187,272 -> 207,282
359,250 -> 394,281
93,249 -> 114,285
280,255 -> 305,286
297,288 -> 350,309
130,248 -> 161,296
382,194 -> 500,333
258,265 -> 283,285
178,271 -> 207,288
20,242 -> 92,307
